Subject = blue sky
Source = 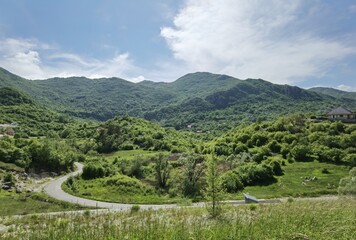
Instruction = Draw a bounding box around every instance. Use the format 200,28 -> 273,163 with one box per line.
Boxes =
0,0 -> 356,91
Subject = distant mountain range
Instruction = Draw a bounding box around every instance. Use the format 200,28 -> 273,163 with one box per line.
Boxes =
1,67 -> 355,132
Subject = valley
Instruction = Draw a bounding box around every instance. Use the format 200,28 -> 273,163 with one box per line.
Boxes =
0,68 -> 355,239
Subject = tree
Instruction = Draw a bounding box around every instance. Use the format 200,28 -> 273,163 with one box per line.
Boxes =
154,154 -> 171,189
182,154 -> 204,197
206,154 -> 222,218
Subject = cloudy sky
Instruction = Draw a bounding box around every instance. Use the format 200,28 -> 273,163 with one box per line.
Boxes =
0,0 -> 356,90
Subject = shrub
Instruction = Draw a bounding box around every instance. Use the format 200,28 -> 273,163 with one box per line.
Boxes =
343,154 -> 356,167
268,140 -> 281,153
266,159 -> 283,176
249,204 -> 257,211
291,144 -> 313,162
3,172 -> 14,184
131,205 -> 140,213
220,171 -> 244,193
82,164 -> 105,180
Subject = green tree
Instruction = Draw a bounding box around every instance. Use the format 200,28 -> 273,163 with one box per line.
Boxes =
154,154 -> 171,189
206,154 -> 222,218
182,154 -> 204,197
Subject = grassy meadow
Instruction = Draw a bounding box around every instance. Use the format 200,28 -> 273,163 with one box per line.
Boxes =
0,199 -> 355,239
243,161 -> 350,199
0,191 -> 88,216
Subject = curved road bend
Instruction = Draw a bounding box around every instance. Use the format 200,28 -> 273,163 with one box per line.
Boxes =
44,162 -> 178,211
44,162 -> 338,211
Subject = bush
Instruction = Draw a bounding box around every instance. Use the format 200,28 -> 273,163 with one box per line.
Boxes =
131,205 -> 140,213
343,154 -> 356,167
220,171 -> 244,193
3,173 -> 15,184
266,159 -> 283,176
268,140 -> 281,153
82,164 -> 105,180
291,144 -> 313,162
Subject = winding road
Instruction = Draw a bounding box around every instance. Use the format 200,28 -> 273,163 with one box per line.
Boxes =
44,162 -> 181,211
44,162 -> 338,212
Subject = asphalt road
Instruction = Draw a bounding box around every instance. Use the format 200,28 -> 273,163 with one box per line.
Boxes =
44,162 -> 179,211
44,162 -> 339,212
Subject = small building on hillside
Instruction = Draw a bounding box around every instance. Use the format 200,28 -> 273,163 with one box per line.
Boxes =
327,106 -> 356,123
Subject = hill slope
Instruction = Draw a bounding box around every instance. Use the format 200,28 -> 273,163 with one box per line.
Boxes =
309,87 -> 356,100
0,87 -> 73,137
1,67 -> 355,133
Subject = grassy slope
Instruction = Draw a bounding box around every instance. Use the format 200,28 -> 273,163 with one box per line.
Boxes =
1,199 -> 355,239
243,161 -> 350,199
63,150 -> 181,204
0,191 -> 88,216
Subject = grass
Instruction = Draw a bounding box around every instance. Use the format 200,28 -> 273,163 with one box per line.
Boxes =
103,149 -> 169,162
62,176 -> 181,204
0,190 -> 88,216
241,161 -> 350,199
0,162 -> 24,173
65,159 -> 350,204
0,199 -> 355,239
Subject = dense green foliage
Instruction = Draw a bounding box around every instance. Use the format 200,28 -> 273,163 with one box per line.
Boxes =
0,87 -> 86,137
0,67 -> 355,211
207,114 -> 356,166
1,67 -> 355,133
0,137 -> 81,172
94,116 -> 197,153
309,87 -> 356,100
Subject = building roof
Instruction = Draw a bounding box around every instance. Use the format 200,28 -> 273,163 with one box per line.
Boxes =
328,106 -> 354,115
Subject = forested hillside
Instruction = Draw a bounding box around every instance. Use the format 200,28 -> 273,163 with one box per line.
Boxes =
0,87 -> 78,137
1,67 -> 355,133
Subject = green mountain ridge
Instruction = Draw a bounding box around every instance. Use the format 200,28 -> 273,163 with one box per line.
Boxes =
0,86 -> 76,137
309,87 -> 356,100
1,67 -> 355,132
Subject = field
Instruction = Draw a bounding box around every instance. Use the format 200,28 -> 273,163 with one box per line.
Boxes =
64,155 -> 350,204
243,161 -> 350,199
0,190 -> 89,216
0,199 -> 355,239
103,149 -> 169,162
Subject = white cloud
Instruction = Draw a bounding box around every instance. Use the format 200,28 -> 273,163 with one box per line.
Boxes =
0,38 -> 45,79
128,75 -> 145,83
0,38 -> 140,81
336,84 -> 356,92
161,0 -> 356,84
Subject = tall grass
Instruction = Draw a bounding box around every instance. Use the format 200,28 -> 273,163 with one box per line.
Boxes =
1,199 -> 355,239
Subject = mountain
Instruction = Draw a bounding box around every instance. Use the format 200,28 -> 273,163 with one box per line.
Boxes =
0,87 -> 33,106
0,86 -> 74,137
1,67 -> 355,133
309,87 -> 356,100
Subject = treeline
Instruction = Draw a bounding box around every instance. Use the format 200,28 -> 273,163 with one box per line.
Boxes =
92,116 -> 197,154
0,137 -> 83,172
206,114 -> 356,166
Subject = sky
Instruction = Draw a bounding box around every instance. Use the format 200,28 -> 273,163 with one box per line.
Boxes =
0,0 -> 356,91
